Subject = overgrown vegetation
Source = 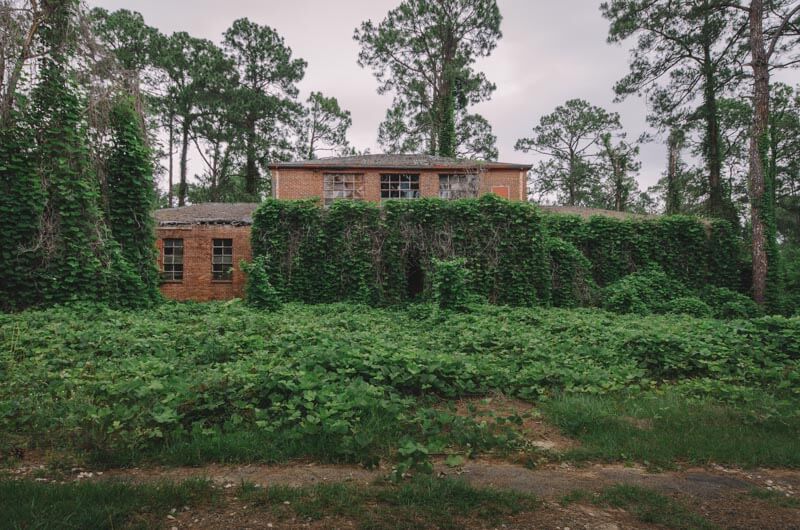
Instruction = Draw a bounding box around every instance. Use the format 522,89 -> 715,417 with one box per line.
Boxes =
250,197 -> 744,309
1,303 -> 797,469
0,478 -> 215,530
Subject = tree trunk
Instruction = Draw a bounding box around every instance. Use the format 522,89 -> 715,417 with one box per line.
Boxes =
178,121 -> 189,207
168,113 -> 174,208
703,47 -> 727,218
666,129 -> 683,215
245,121 -> 258,196
748,0 -> 769,305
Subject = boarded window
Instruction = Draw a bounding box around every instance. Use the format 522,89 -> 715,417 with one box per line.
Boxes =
381,173 -> 420,200
439,174 -> 479,199
212,239 -> 233,281
323,173 -> 365,206
491,185 -> 510,199
162,239 -> 183,282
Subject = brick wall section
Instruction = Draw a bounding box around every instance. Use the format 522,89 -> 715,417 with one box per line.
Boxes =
274,168 -> 527,201
156,224 -> 252,301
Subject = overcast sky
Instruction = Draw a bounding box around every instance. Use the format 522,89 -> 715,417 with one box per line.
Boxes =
84,0 -> 800,191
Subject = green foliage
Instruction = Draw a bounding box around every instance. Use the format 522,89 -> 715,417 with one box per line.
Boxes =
0,478 -> 214,530
355,0 -> 501,158
603,268 -> 689,315
661,297 -> 712,318
106,96 -> 160,304
515,99 -> 626,207
1,303 -> 798,468
431,258 -> 473,310
544,390 -> 800,469
700,286 -> 763,320
546,237 -> 596,308
241,256 -> 282,311
251,195 -> 549,306
0,113 -> 44,311
543,213 -> 742,291
3,3 -> 148,310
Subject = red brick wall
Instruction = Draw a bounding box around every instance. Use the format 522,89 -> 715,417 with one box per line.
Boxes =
274,168 -> 527,201
156,224 -> 252,301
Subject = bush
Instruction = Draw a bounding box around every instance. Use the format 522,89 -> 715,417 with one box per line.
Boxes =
700,286 -> 762,320
241,256 -> 282,311
431,258 -> 472,311
661,297 -> 712,318
602,268 -> 689,315
546,237 -> 596,308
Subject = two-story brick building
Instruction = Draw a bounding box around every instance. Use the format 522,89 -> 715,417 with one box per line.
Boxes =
156,154 -> 532,301
268,153 -> 531,203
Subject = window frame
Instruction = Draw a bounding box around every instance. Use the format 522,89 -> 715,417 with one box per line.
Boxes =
323,172 -> 365,206
438,173 -> 479,200
380,173 -> 421,201
161,238 -> 184,283
211,238 -> 234,282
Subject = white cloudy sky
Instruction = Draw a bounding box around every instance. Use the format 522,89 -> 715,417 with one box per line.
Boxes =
84,0 -> 799,190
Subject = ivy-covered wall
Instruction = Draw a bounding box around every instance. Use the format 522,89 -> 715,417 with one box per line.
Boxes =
251,195 -> 550,306
542,214 -> 741,291
251,198 -> 743,307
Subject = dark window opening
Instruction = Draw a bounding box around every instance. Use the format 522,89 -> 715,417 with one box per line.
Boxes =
406,251 -> 425,299
212,239 -> 233,281
381,173 -> 420,200
161,238 -> 183,282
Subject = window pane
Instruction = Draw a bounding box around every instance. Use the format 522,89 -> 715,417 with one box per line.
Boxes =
161,239 -> 184,281
381,174 -> 419,200
211,239 -> 233,280
323,173 -> 365,206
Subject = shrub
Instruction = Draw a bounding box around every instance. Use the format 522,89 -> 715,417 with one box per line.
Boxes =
546,237 -> 596,308
661,297 -> 712,318
700,286 -> 762,320
431,258 -> 472,311
602,268 -> 689,315
241,256 -> 282,311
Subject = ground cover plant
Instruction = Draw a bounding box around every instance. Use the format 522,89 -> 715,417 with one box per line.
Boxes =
1,302 -> 798,471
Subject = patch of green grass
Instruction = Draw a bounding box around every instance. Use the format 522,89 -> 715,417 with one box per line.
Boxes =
239,476 -> 538,529
542,390 -> 800,468
561,484 -> 715,530
748,487 -> 800,508
0,478 -> 215,530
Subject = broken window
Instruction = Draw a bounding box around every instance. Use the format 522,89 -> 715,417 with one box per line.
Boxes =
381,173 -> 420,200
212,239 -> 233,281
323,173 -> 365,206
439,174 -> 479,199
162,239 -> 184,282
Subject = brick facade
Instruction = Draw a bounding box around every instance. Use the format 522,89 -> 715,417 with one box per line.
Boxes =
273,168 -> 527,202
156,224 -> 252,301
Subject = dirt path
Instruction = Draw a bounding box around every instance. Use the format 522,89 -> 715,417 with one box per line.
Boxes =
8,459 -> 800,528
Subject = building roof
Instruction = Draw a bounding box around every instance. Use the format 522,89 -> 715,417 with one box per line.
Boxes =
268,153 -> 532,171
155,203 -> 260,226
538,205 -> 657,220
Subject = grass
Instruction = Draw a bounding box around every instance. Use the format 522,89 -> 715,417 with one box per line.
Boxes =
542,390 -> 800,468
239,475 -> 539,529
0,478 -> 215,530
748,487 -> 800,508
561,484 -> 716,529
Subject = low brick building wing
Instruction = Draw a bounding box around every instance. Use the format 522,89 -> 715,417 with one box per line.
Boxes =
268,153 -> 532,204
155,203 -> 258,301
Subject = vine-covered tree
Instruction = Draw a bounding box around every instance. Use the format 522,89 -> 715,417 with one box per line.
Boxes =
601,0 -> 747,221
355,0 -> 501,158
106,96 -> 160,302
599,133 -> 642,212
515,99 -> 624,206
296,92 -> 352,159
26,0 -> 145,306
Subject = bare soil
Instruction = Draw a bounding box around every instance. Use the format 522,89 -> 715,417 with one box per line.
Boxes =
7,457 -> 800,529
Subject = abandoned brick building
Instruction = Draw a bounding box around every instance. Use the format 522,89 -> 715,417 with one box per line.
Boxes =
155,154 -> 532,301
